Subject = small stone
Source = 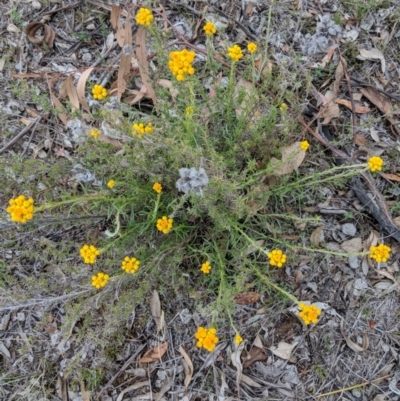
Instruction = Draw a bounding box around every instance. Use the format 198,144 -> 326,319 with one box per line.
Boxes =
86,23 -> 96,31
32,1 -> 42,9
342,223 -> 357,236
348,256 -> 359,269
81,53 -> 92,63
17,312 -> 25,321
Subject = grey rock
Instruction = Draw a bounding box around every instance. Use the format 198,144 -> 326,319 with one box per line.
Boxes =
348,256 -> 359,269
342,223 -> 357,236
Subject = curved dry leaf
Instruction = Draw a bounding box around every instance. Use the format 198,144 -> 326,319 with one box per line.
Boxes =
381,172 -> 400,182
139,342 -> 168,363
136,27 -> 158,111
158,79 -> 178,99
60,75 -> 80,110
51,93 -> 68,125
334,98 -> 372,114
25,21 -> 55,47
310,226 -> 324,248
269,142 -> 306,176
77,67 -> 95,114
150,290 -> 165,332
359,48 -> 386,73
341,237 -> 362,253
111,5 -> 121,30
116,381 -> 148,401
96,134 -> 122,148
270,341 -> 298,360
340,318 -> 366,352
231,341 -> 245,390
178,346 -> 193,389
117,19 -> 132,101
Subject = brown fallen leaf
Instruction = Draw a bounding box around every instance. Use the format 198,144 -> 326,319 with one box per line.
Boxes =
95,134 -> 122,148
381,172 -> 400,182
60,75 -> 80,110
341,237 -> 362,253
243,345 -> 267,368
51,93 -> 68,125
310,226 -> 324,248
139,342 -> 168,363
234,291 -> 260,305
269,142 -> 306,176
136,27 -> 158,111
158,79 -> 178,99
110,4 -> 121,30
270,341 -> 298,360
340,318 -> 367,352
25,21 -> 55,47
333,59 -> 344,96
117,19 -> 132,101
77,67 -> 95,114
334,98 -> 372,114
178,346 -> 193,389
150,290 -> 165,332
359,48 -> 386,73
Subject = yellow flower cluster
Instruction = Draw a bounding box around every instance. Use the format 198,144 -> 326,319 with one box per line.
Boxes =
280,102 -> 288,113
234,334 -> 243,344
195,327 -> 219,352
6,195 -> 34,224
185,106 -> 193,115
121,256 -> 140,274
90,129 -> 100,139
80,245 -> 100,264
153,182 -> 162,194
370,244 -> 391,263
368,156 -> 383,172
298,303 -> 321,325
107,180 -> 115,188
168,49 -> 196,81
267,249 -> 287,268
247,42 -> 257,53
156,216 -> 173,234
135,7 -> 154,26
92,84 -> 107,100
92,272 -> 109,289
300,140 -> 310,151
228,44 -> 243,61
200,261 -> 212,274
203,21 -> 216,36
132,122 -> 153,138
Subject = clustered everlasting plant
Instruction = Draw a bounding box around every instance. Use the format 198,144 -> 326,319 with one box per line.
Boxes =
370,244 -> 391,263
195,327 -> 219,352
368,156 -> 383,172
168,49 -> 196,81
132,122 -> 154,138
4,4 -> 396,361
6,195 -> 34,223
92,84 -> 107,100
135,7 -> 154,26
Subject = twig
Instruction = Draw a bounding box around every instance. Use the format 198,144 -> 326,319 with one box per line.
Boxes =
315,374 -> 392,398
97,343 -> 146,398
42,1 -> 81,15
0,115 -> 43,154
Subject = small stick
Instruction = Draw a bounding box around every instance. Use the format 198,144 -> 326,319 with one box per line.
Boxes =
0,115 -> 43,154
42,1 -> 81,16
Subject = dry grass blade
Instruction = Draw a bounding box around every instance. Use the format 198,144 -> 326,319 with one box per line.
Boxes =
136,27 -> 158,111
77,67 -> 95,114
178,346 -> 193,389
25,21 -> 55,47
60,75 -> 80,110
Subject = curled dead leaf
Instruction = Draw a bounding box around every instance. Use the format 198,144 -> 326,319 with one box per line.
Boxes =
60,75 -> 80,110
334,98 -> 372,114
234,291 -> 261,305
25,21 -> 55,47
77,67 -> 95,114
139,342 -> 168,363
269,142 -> 306,176
310,226 -> 324,248
340,318 -> 366,352
341,237 -> 362,253
150,290 -> 165,332
243,345 -> 267,368
178,346 -> 193,389
270,341 -> 298,360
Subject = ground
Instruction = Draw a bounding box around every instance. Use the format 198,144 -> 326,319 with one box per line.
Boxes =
1,0 -> 400,400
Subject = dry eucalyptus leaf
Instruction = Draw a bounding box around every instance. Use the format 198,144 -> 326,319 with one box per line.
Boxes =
340,318 -> 366,352
234,78 -> 258,118
381,173 -> 400,182
231,341 -> 245,391
150,290 -> 165,332
334,98 -> 372,114
341,237 -> 362,253
60,75 -> 80,110
178,346 -> 193,389
269,142 -> 306,176
243,345 -> 267,368
310,226 -> 324,248
77,67 -> 95,114
358,48 -> 386,73
234,291 -> 260,305
25,21 -> 55,47
139,342 -> 168,363
270,341 -> 298,360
